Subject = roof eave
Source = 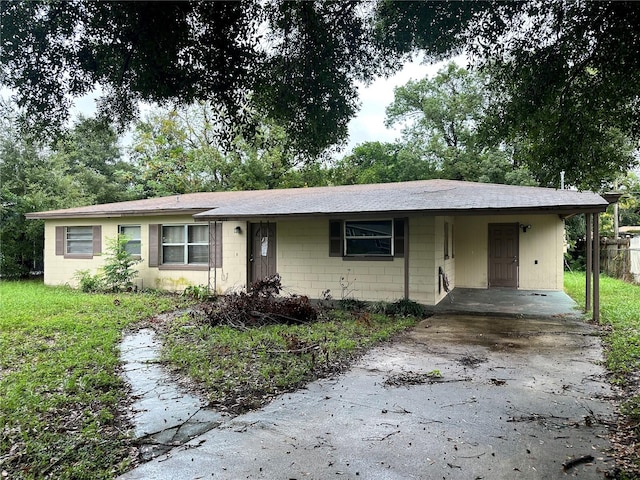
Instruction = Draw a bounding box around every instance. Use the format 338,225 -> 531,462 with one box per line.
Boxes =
26,208 -> 208,220
194,204 -> 609,221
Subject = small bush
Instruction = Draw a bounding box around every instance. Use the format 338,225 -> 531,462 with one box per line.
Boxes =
73,235 -> 141,293
337,298 -> 367,312
368,301 -> 390,314
386,299 -> 427,317
101,235 -> 141,292
183,285 -> 214,301
74,269 -> 103,293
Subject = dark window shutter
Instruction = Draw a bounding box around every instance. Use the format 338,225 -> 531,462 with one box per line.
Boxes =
209,222 -> 223,268
92,226 -> 102,255
394,218 -> 405,257
55,226 -> 64,255
329,220 -> 343,257
148,224 -> 159,267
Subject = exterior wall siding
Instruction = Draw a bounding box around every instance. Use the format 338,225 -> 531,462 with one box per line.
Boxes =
41,212 -> 563,298
44,216 -> 217,291
276,219 -> 408,303
214,221 -> 247,293
407,216 -> 455,305
454,214 -> 564,290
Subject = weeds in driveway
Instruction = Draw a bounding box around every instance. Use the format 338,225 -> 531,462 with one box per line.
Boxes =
0,280 -> 192,479
564,272 -> 640,476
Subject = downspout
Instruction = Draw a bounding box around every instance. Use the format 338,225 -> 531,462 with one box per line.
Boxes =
213,222 -> 218,294
593,213 -> 600,323
585,213 -> 592,312
207,221 -> 212,294
404,218 -> 409,300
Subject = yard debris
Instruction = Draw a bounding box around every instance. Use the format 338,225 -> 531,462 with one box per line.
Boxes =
383,371 -> 442,387
362,430 -> 400,442
562,454 -> 594,471
198,275 -> 318,329
457,355 -> 487,368
383,370 -> 472,388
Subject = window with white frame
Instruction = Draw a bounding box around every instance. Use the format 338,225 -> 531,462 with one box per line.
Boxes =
344,220 -> 393,256
119,225 -> 141,256
161,224 -> 209,264
66,226 -> 93,255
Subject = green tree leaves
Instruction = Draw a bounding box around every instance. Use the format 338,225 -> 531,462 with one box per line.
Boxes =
0,104 -> 132,277
1,1 -> 388,157
380,63 -> 536,185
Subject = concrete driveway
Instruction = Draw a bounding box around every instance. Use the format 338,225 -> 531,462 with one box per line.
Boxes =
120,314 -> 616,480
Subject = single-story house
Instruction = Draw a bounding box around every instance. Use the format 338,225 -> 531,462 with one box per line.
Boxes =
26,179 -> 609,308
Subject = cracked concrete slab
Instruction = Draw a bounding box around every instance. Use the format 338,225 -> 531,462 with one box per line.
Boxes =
119,315 -> 616,480
120,329 -> 224,460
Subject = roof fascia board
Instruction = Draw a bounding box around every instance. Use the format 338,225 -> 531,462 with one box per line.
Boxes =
25,209 -> 207,220
195,205 -> 608,221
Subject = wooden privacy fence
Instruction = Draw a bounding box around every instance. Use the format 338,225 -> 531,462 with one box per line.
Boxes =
600,238 -> 634,283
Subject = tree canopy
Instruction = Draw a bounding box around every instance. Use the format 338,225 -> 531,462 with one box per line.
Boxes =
1,1 -> 390,157
334,64 -> 536,186
2,0 -> 639,185
0,104 -> 133,276
376,0 -> 640,189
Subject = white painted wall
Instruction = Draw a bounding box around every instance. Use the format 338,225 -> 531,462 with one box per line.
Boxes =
454,214 -> 565,290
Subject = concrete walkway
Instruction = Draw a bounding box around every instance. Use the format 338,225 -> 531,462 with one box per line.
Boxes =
120,329 -> 224,461
119,314 -> 616,480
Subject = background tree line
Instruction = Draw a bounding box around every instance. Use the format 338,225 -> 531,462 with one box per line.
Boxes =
2,61 -> 639,277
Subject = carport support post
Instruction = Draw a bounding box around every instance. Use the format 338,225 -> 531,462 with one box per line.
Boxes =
593,213 -> 600,323
585,213 -> 592,312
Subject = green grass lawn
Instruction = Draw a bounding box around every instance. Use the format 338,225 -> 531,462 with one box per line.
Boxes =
564,272 -> 640,379
0,281 -> 192,480
162,309 -> 417,413
8,274 -> 635,477
0,281 -> 419,479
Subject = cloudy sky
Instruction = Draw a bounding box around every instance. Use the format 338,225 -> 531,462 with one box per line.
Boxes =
342,57 -> 450,153
11,56 -> 455,157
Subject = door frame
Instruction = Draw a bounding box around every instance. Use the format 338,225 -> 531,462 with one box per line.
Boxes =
487,222 -> 519,288
247,222 -> 277,287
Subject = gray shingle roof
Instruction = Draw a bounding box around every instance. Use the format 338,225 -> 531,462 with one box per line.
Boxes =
26,179 -> 609,220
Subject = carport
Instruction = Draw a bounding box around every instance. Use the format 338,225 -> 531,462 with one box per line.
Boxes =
429,288 -> 582,318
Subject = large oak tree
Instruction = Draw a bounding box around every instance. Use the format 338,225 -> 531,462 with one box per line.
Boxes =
2,0 -> 639,187
376,0 -> 640,189
1,1 -> 390,157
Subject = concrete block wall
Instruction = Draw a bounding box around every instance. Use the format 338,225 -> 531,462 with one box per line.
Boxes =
276,219 -> 406,302
454,214 -> 564,290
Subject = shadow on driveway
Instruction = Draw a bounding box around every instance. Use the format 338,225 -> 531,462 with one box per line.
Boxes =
120,314 -> 616,480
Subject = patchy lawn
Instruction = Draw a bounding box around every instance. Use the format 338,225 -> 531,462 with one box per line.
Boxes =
0,280 -> 421,478
160,307 -> 418,414
565,272 -> 640,477
0,281 -> 193,480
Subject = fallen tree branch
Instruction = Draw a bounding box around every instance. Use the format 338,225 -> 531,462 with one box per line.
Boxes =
562,454 -> 594,471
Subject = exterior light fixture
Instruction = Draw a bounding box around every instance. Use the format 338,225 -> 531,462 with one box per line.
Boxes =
234,226 -> 242,234
520,224 -> 532,233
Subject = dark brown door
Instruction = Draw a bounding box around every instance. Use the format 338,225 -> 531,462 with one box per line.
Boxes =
249,223 -> 277,285
488,223 -> 519,288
